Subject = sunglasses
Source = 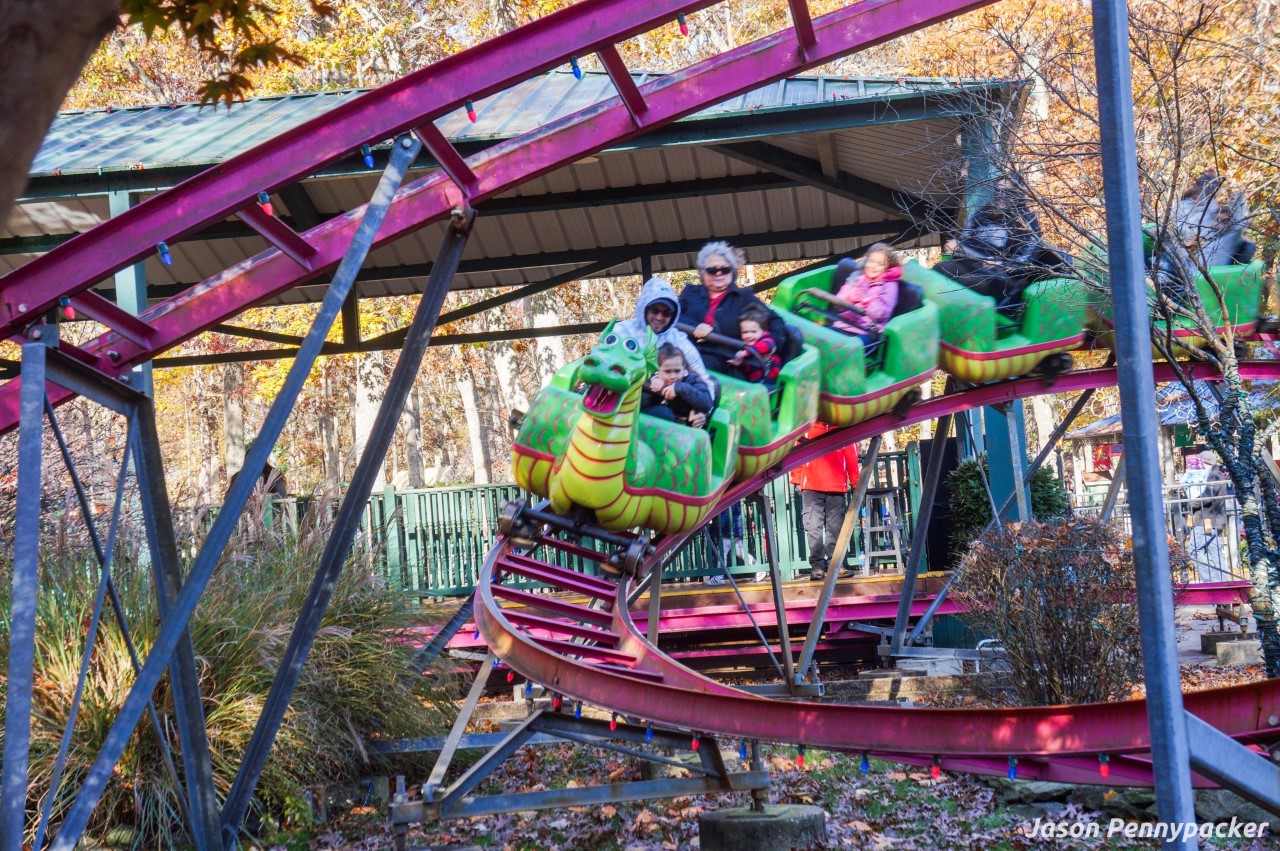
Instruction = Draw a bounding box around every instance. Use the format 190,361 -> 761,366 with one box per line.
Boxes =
647,305 -> 674,316
702,266 -> 732,276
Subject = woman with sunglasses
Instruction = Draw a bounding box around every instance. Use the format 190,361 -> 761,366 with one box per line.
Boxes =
679,241 -> 791,373
618,276 -> 714,389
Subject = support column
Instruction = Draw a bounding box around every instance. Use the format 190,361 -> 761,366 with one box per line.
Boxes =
891,413 -> 953,655
53,134 -> 426,851
1091,0 -> 1197,838
220,199 -> 474,840
983,403 -> 1031,521
133,400 -> 224,850
108,191 -> 153,397
1,342 -> 49,849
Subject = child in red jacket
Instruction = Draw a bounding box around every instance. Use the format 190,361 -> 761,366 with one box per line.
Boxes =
728,304 -> 782,389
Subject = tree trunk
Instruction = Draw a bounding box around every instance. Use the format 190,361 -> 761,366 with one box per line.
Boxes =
321,373 -> 341,492
527,289 -> 566,387
352,351 -> 387,488
457,369 -> 492,485
403,386 -> 425,488
223,364 -> 246,477
1030,395 -> 1057,455
0,0 -> 120,224
918,382 -> 933,440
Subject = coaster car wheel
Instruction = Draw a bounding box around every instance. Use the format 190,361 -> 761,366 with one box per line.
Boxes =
623,539 -> 654,576
1033,353 -> 1074,384
498,500 -> 527,539
893,388 -> 922,420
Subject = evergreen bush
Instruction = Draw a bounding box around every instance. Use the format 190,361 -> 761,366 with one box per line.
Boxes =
946,453 -> 1071,563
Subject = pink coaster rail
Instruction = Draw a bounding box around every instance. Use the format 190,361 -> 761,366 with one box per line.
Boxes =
0,0 -> 995,434
475,361 -> 1280,785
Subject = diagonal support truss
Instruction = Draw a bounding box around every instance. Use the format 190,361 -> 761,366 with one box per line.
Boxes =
44,134 -> 423,851
219,202 -> 474,840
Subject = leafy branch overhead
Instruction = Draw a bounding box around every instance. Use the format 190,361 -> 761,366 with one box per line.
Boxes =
119,0 -> 337,104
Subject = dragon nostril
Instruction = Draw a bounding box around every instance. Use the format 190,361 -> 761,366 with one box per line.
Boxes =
610,365 -> 625,375
584,356 -> 599,367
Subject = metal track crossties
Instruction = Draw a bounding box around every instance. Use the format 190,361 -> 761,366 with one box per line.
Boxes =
0,0 -> 998,435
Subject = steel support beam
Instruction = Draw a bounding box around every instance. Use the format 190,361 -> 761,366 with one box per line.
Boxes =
153,256 -> 844,370
49,135 -> 424,851
0,342 -> 48,849
795,435 -> 882,679
1185,713 -> 1280,816
711,141 -> 939,220
126,220 -> 911,304
891,413 -> 952,654
220,193 -> 472,839
1100,454 -> 1127,524
1091,0 -> 1197,836
426,654 -> 495,798
108,191 -> 153,395
132,398 -> 224,850
905,387 -> 1097,647
757,492 -> 796,688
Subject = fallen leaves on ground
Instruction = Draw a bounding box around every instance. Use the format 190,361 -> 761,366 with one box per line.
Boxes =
275,739 -> 1234,850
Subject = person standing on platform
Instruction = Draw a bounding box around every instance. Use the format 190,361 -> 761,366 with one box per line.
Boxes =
791,422 -> 861,581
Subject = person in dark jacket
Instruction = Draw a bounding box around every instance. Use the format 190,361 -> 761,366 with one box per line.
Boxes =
680,240 -> 792,373
641,344 -> 713,427
935,177 -> 1070,309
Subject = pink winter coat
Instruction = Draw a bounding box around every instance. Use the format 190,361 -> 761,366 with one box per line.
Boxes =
834,266 -> 901,335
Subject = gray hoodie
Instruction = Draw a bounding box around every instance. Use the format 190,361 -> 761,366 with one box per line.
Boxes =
617,277 -> 714,389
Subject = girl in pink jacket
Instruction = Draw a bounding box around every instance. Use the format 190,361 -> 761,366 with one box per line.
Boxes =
833,243 -> 902,342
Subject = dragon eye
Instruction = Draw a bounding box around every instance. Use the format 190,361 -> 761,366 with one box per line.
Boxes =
604,334 -> 618,345
624,338 -> 638,351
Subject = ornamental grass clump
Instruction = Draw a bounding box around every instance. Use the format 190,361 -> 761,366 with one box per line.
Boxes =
0,490 -> 456,847
953,518 -> 1179,706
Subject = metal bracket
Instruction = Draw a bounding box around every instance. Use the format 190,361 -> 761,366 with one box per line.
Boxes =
388,709 -> 768,836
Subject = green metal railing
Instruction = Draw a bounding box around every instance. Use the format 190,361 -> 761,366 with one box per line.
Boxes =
180,450 -> 917,597
367,449 -> 915,597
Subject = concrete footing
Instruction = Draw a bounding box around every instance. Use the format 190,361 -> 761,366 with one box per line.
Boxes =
1201,630 -> 1258,654
1217,639 -> 1263,665
699,804 -> 827,850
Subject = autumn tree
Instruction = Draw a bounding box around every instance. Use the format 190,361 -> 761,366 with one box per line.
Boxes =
899,0 -> 1280,672
0,0 -> 336,227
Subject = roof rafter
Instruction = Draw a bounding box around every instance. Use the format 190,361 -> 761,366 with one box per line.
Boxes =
0,174 -> 798,257
92,219 -> 917,304
710,141 -> 944,222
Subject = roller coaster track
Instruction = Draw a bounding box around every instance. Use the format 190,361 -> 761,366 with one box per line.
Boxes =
476,360 -> 1280,786
3,0 -> 1277,843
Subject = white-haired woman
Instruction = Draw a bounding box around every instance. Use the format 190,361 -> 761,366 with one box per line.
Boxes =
678,241 -> 789,373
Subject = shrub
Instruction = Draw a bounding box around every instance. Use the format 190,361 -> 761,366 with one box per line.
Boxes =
953,518 -> 1168,706
947,454 -> 1071,563
0,492 -> 456,846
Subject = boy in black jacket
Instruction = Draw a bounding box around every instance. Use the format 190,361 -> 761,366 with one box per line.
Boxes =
642,344 -> 713,427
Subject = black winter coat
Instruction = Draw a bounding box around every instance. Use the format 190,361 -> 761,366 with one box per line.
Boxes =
678,284 -> 792,373
641,370 -> 714,422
